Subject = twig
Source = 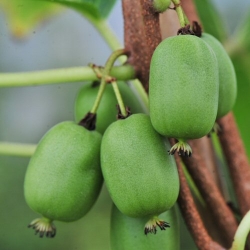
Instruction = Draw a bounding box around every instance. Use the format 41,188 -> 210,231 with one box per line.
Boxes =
122,0 -> 162,92
218,112 -> 250,216
182,139 -> 238,248
174,152 -> 225,250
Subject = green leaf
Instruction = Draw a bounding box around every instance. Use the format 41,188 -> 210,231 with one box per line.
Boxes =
193,0 -> 227,42
230,10 -> 250,159
232,53 -> 250,159
0,0 -> 64,38
38,0 -> 117,22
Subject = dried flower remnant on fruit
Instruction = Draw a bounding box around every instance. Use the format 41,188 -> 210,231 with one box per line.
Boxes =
116,105 -> 131,120
169,140 -> 192,157
28,217 -> 56,238
78,112 -> 96,131
144,216 -> 170,235
192,21 -> 202,37
177,24 -> 195,35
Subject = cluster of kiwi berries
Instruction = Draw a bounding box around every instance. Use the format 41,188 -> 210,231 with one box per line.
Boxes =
24,79 -> 179,240
23,23 -> 236,250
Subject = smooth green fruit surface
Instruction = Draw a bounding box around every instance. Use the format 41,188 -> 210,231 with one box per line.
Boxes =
201,33 -> 237,119
24,121 -> 102,222
101,114 -> 179,218
75,81 -> 145,134
149,35 -> 219,139
111,204 -> 180,250
153,0 -> 171,13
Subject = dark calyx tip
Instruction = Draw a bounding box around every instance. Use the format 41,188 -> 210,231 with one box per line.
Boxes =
116,105 -> 131,120
78,112 -> 96,131
177,21 -> 202,37
156,221 -> 170,231
144,217 -> 170,235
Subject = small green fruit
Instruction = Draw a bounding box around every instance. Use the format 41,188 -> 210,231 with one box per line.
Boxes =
149,35 -> 219,155
152,0 -> 171,13
75,81 -> 145,134
111,204 -> 180,250
24,121 -> 102,237
201,33 -> 237,119
101,114 -> 179,233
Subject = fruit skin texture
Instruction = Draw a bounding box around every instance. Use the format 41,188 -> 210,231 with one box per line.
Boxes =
110,204 -> 180,250
201,33 -> 237,119
152,0 -> 171,13
149,35 -> 219,139
75,81 -> 145,134
101,113 -> 179,218
24,121 -> 102,222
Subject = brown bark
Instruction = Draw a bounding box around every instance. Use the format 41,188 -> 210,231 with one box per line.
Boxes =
197,136 -> 223,193
218,112 -> 250,216
182,139 -> 238,248
174,153 -> 225,250
122,0 -> 162,92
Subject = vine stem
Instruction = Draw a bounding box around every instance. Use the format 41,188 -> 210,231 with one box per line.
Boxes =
111,80 -> 127,117
172,148 -> 224,250
182,139 -> 238,247
218,112 -> 250,216
231,210 -> 250,250
171,0 -> 188,27
0,65 -> 135,88
90,49 -> 128,114
0,142 -> 36,157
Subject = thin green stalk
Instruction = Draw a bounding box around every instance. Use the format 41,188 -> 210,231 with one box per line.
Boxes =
0,142 -> 36,157
93,20 -> 125,56
111,80 -> 127,117
0,65 -> 135,88
90,49 -> 127,114
231,210 -> 250,250
171,0 -> 187,27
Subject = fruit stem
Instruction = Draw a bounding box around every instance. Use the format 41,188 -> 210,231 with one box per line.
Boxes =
0,65 -> 135,88
231,210 -> 250,250
111,80 -> 128,117
171,0 -> 189,28
90,49 -> 128,114
0,142 -> 36,157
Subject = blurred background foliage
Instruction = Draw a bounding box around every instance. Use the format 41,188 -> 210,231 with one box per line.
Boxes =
0,0 -> 250,249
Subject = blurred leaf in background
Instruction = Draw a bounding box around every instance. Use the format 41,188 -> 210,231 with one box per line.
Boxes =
229,9 -> 250,159
0,0 -> 65,38
193,0 -> 227,42
34,0 -> 117,23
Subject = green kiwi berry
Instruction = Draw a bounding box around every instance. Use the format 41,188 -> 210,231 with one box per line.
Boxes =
101,113 -> 179,233
201,32 -> 237,119
111,204 -> 180,249
24,121 -> 102,237
152,0 -> 171,13
149,35 -> 219,156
